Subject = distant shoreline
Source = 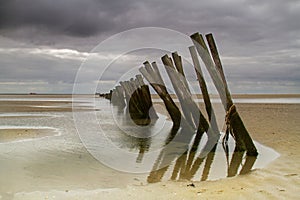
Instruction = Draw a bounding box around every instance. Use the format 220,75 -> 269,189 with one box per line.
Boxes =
1,93 -> 300,98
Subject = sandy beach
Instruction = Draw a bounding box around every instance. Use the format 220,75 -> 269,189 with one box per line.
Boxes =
0,94 -> 299,199
133,102 -> 299,200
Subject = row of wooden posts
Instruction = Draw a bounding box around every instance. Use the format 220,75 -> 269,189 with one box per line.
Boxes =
99,32 -> 258,156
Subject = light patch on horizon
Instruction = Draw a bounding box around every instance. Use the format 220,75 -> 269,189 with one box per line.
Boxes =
0,47 -> 89,61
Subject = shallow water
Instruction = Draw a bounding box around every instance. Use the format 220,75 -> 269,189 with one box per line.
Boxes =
1,95 -> 300,104
0,95 -> 280,197
152,97 -> 300,104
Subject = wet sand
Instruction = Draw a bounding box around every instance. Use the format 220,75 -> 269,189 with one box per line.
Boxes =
1,94 -> 299,199
0,128 -> 59,143
98,98 -> 300,199
0,94 -> 96,112
134,102 -> 299,200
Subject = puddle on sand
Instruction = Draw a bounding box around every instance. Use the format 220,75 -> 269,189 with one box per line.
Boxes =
103,117 -> 280,183
144,133 -> 279,183
0,127 -> 60,143
76,102 -> 280,183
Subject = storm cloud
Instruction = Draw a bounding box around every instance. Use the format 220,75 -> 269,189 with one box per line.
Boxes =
1,0 -> 299,48
0,0 -> 299,93
0,0 -> 134,36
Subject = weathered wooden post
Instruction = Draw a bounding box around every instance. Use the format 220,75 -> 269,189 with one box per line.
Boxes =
115,86 -> 126,108
189,46 -> 220,138
171,52 -> 191,93
103,90 -> 112,100
191,32 -> 258,156
135,74 -> 158,119
161,54 -> 211,135
120,81 -> 144,124
161,53 -> 220,174
139,61 -> 182,130
161,54 -> 198,130
119,74 -> 158,125
111,86 -> 126,108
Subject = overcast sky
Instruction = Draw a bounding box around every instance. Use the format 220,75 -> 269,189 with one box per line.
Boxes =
0,0 -> 299,94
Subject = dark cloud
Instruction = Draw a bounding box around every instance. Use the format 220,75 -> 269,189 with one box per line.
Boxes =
1,0 -> 299,50
0,0 -> 299,93
0,0 -> 298,55
0,0 -> 135,37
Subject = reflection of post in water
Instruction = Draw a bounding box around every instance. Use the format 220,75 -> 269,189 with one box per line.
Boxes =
136,138 -> 152,163
147,125 -> 219,183
147,134 -> 257,183
147,128 -> 180,183
147,126 -> 194,183
227,148 -> 245,177
184,141 -> 217,181
239,155 -> 257,175
200,144 -> 217,181
118,115 -> 153,163
147,150 -> 170,183
227,146 -> 258,177
170,151 -> 188,180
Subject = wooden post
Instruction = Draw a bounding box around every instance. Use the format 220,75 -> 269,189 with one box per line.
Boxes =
189,46 -> 220,139
191,32 -> 258,156
161,54 -> 210,134
139,61 -> 182,130
190,33 -> 227,106
205,33 -> 233,110
162,53 -> 221,170
161,54 -> 197,130
191,33 -> 246,152
120,75 -> 158,126
205,33 -> 258,156
120,81 -> 146,124
164,52 -> 219,163
111,86 -> 126,108
171,52 -> 191,93
117,86 -> 126,108
135,75 -> 158,119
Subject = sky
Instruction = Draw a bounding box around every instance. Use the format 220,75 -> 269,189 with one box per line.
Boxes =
0,0 -> 299,94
